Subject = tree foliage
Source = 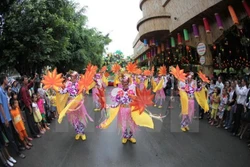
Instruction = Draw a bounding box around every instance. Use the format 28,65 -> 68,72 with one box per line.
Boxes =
0,0 -> 111,75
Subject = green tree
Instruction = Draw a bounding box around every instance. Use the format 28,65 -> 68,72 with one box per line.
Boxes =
0,0 -> 111,75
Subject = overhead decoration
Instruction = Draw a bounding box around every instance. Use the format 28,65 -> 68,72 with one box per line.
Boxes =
161,43 -> 165,52
166,40 -> 170,50
203,18 -> 211,33
144,39 -> 148,46
177,33 -> 182,45
171,37 -> 176,48
183,29 -> 189,42
192,24 -> 199,38
214,13 -> 224,30
152,38 -> 155,45
242,0 -> 250,17
228,5 -> 239,25
157,46 -> 161,54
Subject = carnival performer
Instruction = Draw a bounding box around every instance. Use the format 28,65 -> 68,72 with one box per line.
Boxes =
153,66 -> 166,109
92,73 -> 103,111
97,63 -> 165,144
42,68 -> 95,141
110,74 -> 137,144
170,66 -> 209,132
59,71 -> 93,140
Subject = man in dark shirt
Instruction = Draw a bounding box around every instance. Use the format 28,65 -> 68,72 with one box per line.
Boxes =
20,75 -> 41,138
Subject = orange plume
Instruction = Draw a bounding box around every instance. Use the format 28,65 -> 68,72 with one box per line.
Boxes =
198,71 -> 210,83
129,87 -> 154,115
134,68 -> 142,75
86,63 -> 98,74
126,62 -> 137,74
158,65 -> 167,76
170,65 -> 187,82
78,69 -> 95,94
143,70 -> 152,76
104,72 -> 110,77
41,68 -> 64,91
100,66 -> 107,73
111,63 -> 121,74
96,88 -> 106,110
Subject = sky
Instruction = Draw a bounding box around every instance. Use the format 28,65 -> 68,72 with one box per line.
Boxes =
74,0 -> 142,56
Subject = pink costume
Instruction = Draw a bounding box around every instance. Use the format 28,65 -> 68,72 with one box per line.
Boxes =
92,73 -> 103,109
180,79 -> 200,128
61,81 -> 93,134
37,99 -> 45,114
111,88 -> 137,138
154,77 -> 166,106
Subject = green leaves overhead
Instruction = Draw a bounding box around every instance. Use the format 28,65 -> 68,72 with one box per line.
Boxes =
0,0 -> 111,75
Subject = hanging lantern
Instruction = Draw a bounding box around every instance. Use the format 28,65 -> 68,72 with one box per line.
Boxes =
214,13 -> 224,30
203,18 -> 211,33
242,0 -> 250,17
171,37 -> 175,48
166,40 -> 170,50
228,5 -> 239,25
143,39 -> 148,46
183,29 -> 189,42
161,43 -> 165,52
155,41 -> 159,46
177,33 -> 182,45
152,38 -> 155,45
192,24 -> 199,38
157,46 -> 161,54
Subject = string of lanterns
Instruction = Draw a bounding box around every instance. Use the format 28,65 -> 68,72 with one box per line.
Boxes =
137,1 -> 250,66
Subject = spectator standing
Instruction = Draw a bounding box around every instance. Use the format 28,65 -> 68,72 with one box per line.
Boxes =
233,79 -> 248,136
0,74 -> 25,159
20,75 -> 40,138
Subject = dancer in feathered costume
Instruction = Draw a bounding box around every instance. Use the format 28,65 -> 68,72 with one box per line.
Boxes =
97,64 -> 165,144
59,71 -> 94,140
153,66 -> 167,109
170,66 -> 209,132
41,67 -> 96,141
92,73 -> 103,111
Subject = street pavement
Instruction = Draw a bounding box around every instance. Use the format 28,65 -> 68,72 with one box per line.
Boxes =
14,87 -> 250,167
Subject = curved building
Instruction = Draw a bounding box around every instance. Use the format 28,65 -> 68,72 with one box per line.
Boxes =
133,0 -> 248,76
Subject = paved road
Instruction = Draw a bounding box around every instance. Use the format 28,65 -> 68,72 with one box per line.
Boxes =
14,87 -> 250,167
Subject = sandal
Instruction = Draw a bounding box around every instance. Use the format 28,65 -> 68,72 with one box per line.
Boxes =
27,137 -> 33,141
25,146 -> 31,150
27,143 -> 33,147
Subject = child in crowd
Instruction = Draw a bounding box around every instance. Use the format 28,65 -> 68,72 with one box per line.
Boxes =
9,98 -> 33,150
209,87 -> 221,125
48,90 -> 58,119
216,88 -> 228,128
32,94 -> 46,134
37,93 -> 50,130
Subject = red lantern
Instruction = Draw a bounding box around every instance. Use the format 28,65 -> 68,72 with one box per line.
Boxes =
177,33 -> 182,45
242,0 -> 250,17
203,18 -> 211,33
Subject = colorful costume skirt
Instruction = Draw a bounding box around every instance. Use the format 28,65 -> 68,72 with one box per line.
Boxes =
66,99 -> 93,133
117,107 -> 137,136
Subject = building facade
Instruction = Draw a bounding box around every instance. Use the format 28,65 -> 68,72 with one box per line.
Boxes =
133,0 -> 249,76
